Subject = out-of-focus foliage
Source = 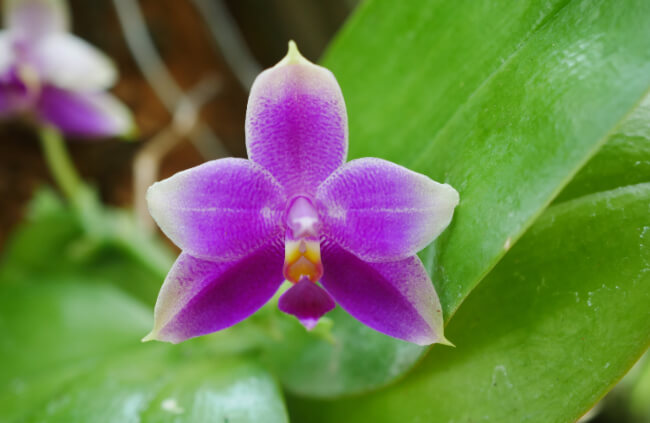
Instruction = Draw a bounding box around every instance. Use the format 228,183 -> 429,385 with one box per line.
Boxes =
0,190 -> 289,423
0,282 -> 288,423
0,188 -> 171,304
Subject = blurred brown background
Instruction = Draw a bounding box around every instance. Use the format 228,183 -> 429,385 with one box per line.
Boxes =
0,0 -> 358,247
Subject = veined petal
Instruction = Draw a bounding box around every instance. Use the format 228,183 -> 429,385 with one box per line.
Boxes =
278,277 -> 335,330
36,85 -> 133,137
147,158 -> 287,262
316,158 -> 459,262
4,0 -> 68,43
33,33 -> 117,90
245,41 -> 347,196
144,247 -> 285,343
320,241 -> 447,346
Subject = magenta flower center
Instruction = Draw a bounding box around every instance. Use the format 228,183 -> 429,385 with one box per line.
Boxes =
283,196 -> 323,283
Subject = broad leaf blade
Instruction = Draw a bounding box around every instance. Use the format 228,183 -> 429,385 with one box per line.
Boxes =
260,307 -> 424,397
555,93 -> 650,203
288,183 -> 650,422
265,0 -> 650,397
325,0 -> 650,318
0,283 -> 288,423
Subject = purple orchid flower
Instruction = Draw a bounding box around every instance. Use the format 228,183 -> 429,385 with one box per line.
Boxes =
0,0 -> 132,137
144,42 -> 459,346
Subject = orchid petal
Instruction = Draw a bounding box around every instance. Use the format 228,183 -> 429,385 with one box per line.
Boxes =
36,85 -> 133,137
320,241 -> 447,346
4,0 -> 68,43
0,69 -> 29,117
316,158 -> 459,262
245,42 -> 347,196
278,277 -> 335,329
147,158 -> 286,262
33,33 -> 117,90
144,247 -> 284,344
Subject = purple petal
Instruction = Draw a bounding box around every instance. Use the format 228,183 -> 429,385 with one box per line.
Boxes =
320,241 -> 447,345
147,158 -> 287,262
278,277 -> 335,329
5,0 -> 68,44
0,69 -> 30,117
33,34 -> 117,90
144,246 -> 284,344
35,85 -> 133,137
245,42 -> 347,196
316,158 -> 459,262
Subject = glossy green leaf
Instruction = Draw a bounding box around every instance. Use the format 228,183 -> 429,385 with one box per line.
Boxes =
555,93 -> 650,203
325,0 -> 650,318
288,183 -> 650,422
0,282 -> 288,423
262,0 -> 650,397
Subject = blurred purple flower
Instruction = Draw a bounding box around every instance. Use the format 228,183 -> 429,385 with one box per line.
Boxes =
145,42 -> 459,346
0,0 -> 133,137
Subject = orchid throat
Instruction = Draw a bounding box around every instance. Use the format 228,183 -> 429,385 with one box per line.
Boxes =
284,196 -> 323,284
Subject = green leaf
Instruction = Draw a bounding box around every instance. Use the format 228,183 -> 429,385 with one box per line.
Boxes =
325,0 -> 650,319
259,307 -> 424,398
264,0 -> 650,398
555,93 -> 650,203
0,187 -> 173,304
0,282 -> 289,423
287,183 -> 650,422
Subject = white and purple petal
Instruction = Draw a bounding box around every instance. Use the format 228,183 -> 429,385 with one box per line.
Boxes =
4,0 -> 68,44
144,247 -> 285,344
245,42 -> 347,196
278,277 -> 335,329
33,33 -> 117,91
147,158 -> 287,262
320,241 -> 447,346
35,85 -> 133,137
0,68 -> 31,116
316,158 -> 459,263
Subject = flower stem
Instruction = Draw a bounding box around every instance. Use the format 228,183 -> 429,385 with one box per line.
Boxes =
38,126 -> 83,205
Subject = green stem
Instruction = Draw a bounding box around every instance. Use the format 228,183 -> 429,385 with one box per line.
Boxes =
38,126 -> 83,204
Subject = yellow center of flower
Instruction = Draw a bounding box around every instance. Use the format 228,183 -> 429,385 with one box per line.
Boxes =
283,196 -> 323,283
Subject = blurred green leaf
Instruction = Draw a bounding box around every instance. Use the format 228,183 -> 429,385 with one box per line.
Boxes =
0,282 -> 289,423
0,187 -> 173,304
288,183 -> 650,422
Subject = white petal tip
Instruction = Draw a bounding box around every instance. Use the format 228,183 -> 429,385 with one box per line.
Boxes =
437,336 -> 455,348
300,318 -> 319,331
141,331 -> 156,342
277,40 -> 311,67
